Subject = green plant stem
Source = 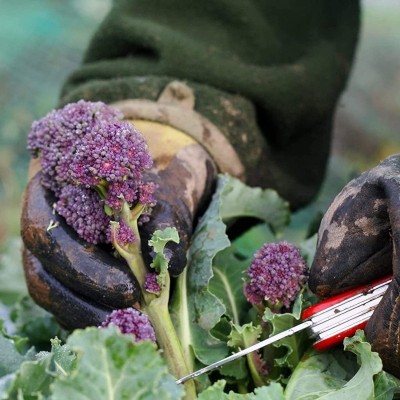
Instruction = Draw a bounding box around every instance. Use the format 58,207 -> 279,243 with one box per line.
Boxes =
144,298 -> 196,399
112,202 -> 155,304
123,253 -> 196,397
237,383 -> 248,394
116,201 -> 196,398
243,337 -> 267,388
247,354 -> 266,388
123,251 -> 196,398
121,245 -> 155,305
172,268 -> 194,373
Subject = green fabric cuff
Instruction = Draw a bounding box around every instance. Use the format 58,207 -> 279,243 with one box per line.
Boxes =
60,0 -> 360,209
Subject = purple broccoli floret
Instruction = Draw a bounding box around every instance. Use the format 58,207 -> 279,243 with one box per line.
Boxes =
100,308 -> 156,342
28,100 -> 123,195
56,185 -> 111,244
27,100 -> 155,244
115,220 -> 136,245
244,241 -> 308,308
68,119 -> 153,207
144,272 -> 161,295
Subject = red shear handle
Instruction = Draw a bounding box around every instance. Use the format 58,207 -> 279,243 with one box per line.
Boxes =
312,322 -> 367,351
302,275 -> 392,351
302,275 -> 392,320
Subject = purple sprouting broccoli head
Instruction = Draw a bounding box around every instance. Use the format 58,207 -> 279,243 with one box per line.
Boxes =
27,100 -> 155,244
244,241 -> 308,309
28,100 -> 123,195
100,307 -> 156,342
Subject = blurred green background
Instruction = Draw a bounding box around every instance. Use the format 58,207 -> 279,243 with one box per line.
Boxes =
0,0 -> 399,246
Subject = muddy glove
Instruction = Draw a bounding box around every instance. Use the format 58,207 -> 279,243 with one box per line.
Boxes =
309,154 -> 400,377
21,1 -> 360,329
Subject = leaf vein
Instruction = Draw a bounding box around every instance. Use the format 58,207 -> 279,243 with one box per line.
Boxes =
214,267 -> 239,325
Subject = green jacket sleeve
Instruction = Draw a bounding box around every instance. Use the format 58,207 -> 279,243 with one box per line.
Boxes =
60,0 -> 360,209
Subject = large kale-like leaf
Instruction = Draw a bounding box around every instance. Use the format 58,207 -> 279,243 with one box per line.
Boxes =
2,338 -> 75,399
171,176 -> 230,366
1,326 -> 182,400
209,224 -> 275,326
374,371 -> 400,400
284,330 -> 385,399
50,326 -> 183,400
10,296 -> 67,350
171,175 -> 290,366
217,176 -> 290,231
0,321 -> 36,378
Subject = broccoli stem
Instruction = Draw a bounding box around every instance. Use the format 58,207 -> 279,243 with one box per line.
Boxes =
144,297 -> 197,399
122,247 -> 196,398
171,267 -> 195,373
114,201 -> 197,399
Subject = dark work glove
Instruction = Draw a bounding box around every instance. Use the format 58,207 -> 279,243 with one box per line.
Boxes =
309,154 -> 400,377
21,121 -> 217,329
21,0 -> 361,331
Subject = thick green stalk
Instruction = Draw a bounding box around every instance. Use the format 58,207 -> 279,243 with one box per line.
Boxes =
115,201 -> 196,398
121,249 -> 196,398
243,334 -> 267,388
144,296 -> 196,399
171,268 -> 194,373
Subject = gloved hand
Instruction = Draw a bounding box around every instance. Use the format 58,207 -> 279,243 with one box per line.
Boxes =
20,0 -> 360,332
309,154 -> 400,377
21,114 -> 218,330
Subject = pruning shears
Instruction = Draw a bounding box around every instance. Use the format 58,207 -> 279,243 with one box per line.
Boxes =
176,275 -> 392,384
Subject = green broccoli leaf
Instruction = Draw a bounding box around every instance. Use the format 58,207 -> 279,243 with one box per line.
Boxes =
171,175 -> 290,368
207,318 -> 248,381
0,321 -> 36,378
148,227 -> 179,288
219,357 -> 248,381
217,175 -> 290,233
197,380 -> 285,399
209,223 -> 277,327
50,326 -> 183,400
228,323 -> 267,387
374,371 -> 400,400
2,338 -> 76,399
297,234 -> 318,267
284,330 -> 385,399
10,296 -> 67,349
262,290 -> 312,377
171,176 -> 231,366
209,247 -> 249,326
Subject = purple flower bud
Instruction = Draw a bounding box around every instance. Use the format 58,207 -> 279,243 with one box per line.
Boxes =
100,308 -> 156,342
244,241 -> 308,308
115,220 -> 136,246
144,273 -> 161,295
139,181 -> 157,205
56,185 -> 110,244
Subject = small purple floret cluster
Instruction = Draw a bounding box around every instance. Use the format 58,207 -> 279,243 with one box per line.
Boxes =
144,272 -> 161,295
115,220 -> 136,245
100,308 -> 156,342
28,100 -> 154,244
244,241 -> 307,308
57,185 -> 111,244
